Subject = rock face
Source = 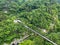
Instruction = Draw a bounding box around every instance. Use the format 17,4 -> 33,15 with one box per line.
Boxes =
10,35 -> 29,45
10,39 -> 18,45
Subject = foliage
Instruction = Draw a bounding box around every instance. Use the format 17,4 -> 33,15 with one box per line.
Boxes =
0,0 -> 60,45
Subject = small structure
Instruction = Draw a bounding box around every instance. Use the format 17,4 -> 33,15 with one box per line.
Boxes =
41,29 -> 47,33
14,20 -> 21,23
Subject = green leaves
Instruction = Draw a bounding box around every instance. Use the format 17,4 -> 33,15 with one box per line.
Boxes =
20,40 -> 34,45
48,32 -> 60,45
0,0 -> 60,45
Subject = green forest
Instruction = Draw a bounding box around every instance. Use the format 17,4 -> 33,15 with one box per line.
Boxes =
0,0 -> 60,45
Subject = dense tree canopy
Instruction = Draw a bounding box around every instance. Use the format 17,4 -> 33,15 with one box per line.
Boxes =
0,0 -> 60,45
